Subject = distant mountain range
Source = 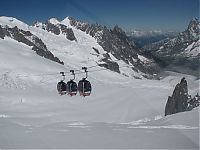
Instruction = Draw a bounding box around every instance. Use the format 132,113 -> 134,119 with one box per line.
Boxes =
142,17 -> 199,76
126,30 -> 178,48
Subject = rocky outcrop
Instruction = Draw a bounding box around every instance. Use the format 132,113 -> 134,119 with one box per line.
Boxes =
99,58 -> 120,73
165,77 -> 200,116
187,93 -> 200,111
63,27 -> 77,41
0,25 -> 64,65
0,25 -> 10,38
46,22 -> 60,35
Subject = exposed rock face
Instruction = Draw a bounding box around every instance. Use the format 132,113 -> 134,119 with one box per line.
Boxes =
165,77 -> 200,116
34,20 -> 77,41
99,58 -> 120,73
187,93 -> 200,111
46,22 -> 60,35
165,77 -> 188,116
67,17 -> 160,77
143,18 -> 200,76
65,28 -> 77,41
0,25 -> 11,38
0,25 -> 64,65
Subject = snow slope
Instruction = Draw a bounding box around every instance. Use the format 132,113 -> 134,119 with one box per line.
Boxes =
0,16 -> 199,149
0,16 -> 29,30
0,108 -> 198,149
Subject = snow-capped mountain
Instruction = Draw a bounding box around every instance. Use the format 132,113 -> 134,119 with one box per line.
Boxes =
0,16 -> 199,149
33,16 -> 160,78
143,18 -> 200,76
0,16 -> 160,79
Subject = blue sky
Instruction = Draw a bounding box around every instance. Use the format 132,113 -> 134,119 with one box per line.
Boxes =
0,0 -> 198,31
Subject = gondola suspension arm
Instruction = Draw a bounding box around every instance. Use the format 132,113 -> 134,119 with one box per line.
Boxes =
60,72 -> 65,81
82,67 -> 88,79
70,70 -> 75,80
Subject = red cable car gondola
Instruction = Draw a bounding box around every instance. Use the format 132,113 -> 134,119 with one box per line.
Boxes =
57,72 -> 67,95
78,67 -> 92,97
66,70 -> 78,96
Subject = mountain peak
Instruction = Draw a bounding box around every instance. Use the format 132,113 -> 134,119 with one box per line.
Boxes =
112,25 -> 127,38
113,25 -> 123,33
0,16 -> 29,30
191,17 -> 198,22
187,17 -> 199,33
48,18 -> 60,25
61,16 -> 73,26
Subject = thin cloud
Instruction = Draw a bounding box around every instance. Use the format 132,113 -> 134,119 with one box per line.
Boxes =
66,0 -> 106,25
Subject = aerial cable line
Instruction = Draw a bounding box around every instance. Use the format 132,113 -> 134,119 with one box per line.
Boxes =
13,63 -> 134,78
85,65 -> 134,74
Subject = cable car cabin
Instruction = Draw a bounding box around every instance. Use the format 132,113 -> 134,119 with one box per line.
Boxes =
66,80 -> 78,96
57,81 -> 67,95
78,79 -> 92,97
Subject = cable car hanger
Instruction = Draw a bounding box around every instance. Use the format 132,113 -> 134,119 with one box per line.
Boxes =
70,70 -> 75,81
60,72 -> 65,81
82,67 -> 88,79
